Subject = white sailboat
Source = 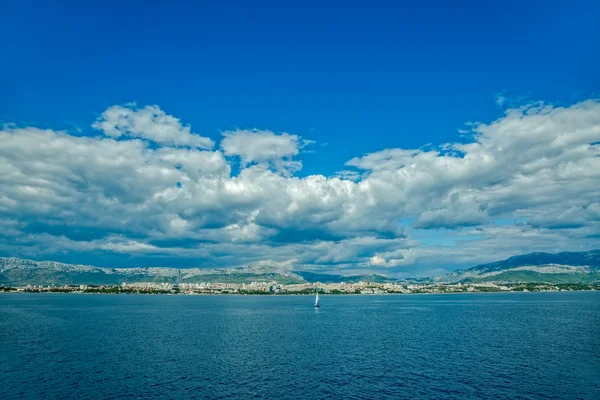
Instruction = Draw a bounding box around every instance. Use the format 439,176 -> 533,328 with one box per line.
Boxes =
314,290 -> 320,307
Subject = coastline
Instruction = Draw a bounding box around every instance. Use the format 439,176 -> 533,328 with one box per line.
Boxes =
1,288 -> 598,296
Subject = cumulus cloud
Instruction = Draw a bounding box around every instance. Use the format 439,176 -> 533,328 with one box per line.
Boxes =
1,99 -> 600,272
221,129 -> 299,162
346,100 -> 600,231
220,129 -> 314,175
92,104 -> 214,149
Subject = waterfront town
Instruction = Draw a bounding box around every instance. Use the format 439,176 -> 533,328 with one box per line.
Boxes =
1,280 -> 598,295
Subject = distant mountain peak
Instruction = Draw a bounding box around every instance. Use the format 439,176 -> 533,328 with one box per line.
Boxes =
433,250 -> 600,283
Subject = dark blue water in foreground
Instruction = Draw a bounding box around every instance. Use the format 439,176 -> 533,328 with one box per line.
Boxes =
1,292 -> 599,399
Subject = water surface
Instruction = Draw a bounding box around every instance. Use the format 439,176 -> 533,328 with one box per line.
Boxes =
1,292 -> 599,399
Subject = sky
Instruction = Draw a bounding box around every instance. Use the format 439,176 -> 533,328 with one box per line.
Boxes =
1,0 -> 599,276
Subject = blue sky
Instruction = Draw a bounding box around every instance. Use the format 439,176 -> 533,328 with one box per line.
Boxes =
1,0 -> 599,275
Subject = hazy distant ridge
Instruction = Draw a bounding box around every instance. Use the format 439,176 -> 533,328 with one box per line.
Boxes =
433,250 -> 600,283
2,250 -> 600,286
0,257 -> 395,286
0,258 -> 307,286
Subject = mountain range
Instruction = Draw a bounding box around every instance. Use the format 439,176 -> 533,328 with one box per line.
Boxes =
432,250 -> 600,283
1,250 -> 599,286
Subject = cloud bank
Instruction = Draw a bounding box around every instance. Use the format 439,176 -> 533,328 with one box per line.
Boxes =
1,100 -> 599,273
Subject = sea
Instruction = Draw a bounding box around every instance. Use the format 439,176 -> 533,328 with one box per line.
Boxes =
1,292 -> 599,399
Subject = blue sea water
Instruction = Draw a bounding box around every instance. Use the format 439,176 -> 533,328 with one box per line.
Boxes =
1,292 -> 599,399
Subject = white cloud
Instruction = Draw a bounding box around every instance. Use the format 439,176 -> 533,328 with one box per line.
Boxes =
1,99 -> 600,272
221,129 -> 298,161
220,129 -> 312,175
98,238 -> 164,253
334,170 -> 362,181
92,104 -> 214,149
368,254 -> 405,267
414,207 -> 488,230
346,100 -> 600,231
346,148 -> 422,171
369,255 -> 387,266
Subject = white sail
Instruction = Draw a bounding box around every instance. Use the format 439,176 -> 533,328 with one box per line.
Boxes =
314,291 -> 320,307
